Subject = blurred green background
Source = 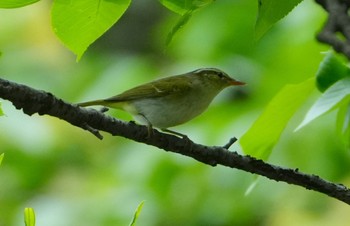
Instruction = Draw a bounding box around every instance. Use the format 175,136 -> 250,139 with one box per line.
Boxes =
1,0 -> 350,225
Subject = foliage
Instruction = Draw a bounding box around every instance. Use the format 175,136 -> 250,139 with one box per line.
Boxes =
51,0 -> 131,61
0,0 -> 39,8
297,78 -> 350,130
296,52 -> 350,148
241,51 -> 350,158
129,201 -> 145,226
315,52 -> 350,92
242,50 -> 350,158
159,0 -> 215,45
24,208 -> 35,226
240,78 -> 315,159
255,0 -> 304,39
159,0 -> 214,15
0,102 -> 3,116
0,0 -> 302,59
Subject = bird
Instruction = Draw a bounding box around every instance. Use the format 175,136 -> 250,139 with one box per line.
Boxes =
78,68 -> 245,136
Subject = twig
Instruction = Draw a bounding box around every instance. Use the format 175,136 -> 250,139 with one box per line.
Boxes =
222,137 -> 238,149
81,122 -> 103,140
315,0 -> 350,59
1,78 -> 350,204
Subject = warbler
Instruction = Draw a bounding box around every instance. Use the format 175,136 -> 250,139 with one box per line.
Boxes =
78,68 -> 245,136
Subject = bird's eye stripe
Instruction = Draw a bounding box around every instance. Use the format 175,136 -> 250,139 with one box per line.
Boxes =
193,68 -> 223,75
193,69 -> 207,74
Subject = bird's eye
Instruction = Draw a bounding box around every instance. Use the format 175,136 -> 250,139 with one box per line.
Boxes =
217,72 -> 225,79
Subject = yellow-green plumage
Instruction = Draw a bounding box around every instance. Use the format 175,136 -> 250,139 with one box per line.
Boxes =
78,68 -> 245,130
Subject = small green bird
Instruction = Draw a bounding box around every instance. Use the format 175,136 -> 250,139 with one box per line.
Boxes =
78,68 -> 245,136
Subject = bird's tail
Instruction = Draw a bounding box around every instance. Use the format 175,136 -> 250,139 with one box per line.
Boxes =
77,99 -> 124,109
77,99 -> 106,107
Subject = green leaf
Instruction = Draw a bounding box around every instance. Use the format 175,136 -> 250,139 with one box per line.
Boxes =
255,0 -> 303,40
0,102 -> 4,116
160,0 -> 214,45
129,201 -> 145,226
244,176 -> 259,196
0,153 -> 4,166
24,208 -> 36,226
240,78 -> 315,159
159,0 -> 214,15
316,51 -> 350,92
336,103 -> 350,149
51,0 -> 131,61
297,77 -> 350,131
166,10 -> 193,45
0,0 -> 39,8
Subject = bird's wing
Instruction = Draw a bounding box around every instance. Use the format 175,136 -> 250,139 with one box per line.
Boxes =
104,75 -> 193,102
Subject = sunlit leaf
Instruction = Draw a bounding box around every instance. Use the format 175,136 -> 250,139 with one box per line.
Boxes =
159,0 -> 214,15
244,176 -> 259,196
129,201 -> 145,226
316,51 -> 350,92
240,78 -> 315,159
51,0 -> 131,61
24,208 -> 36,226
161,0 -> 214,45
0,0 -> 39,8
0,102 -> 3,116
296,77 -> 350,131
0,153 -> 4,166
336,103 -> 350,149
255,0 -> 303,40
166,10 -> 193,45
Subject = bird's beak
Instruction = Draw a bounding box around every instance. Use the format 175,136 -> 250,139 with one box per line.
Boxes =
229,79 -> 246,86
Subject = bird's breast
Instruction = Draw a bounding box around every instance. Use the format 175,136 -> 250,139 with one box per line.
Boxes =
129,90 -> 218,128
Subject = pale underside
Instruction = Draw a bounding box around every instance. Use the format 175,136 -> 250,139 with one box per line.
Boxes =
102,75 -> 223,128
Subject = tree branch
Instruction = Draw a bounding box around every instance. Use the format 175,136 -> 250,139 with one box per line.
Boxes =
315,0 -> 350,59
1,77 -> 350,204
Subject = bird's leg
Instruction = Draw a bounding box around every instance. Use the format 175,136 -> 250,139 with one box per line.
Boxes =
139,114 -> 154,138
